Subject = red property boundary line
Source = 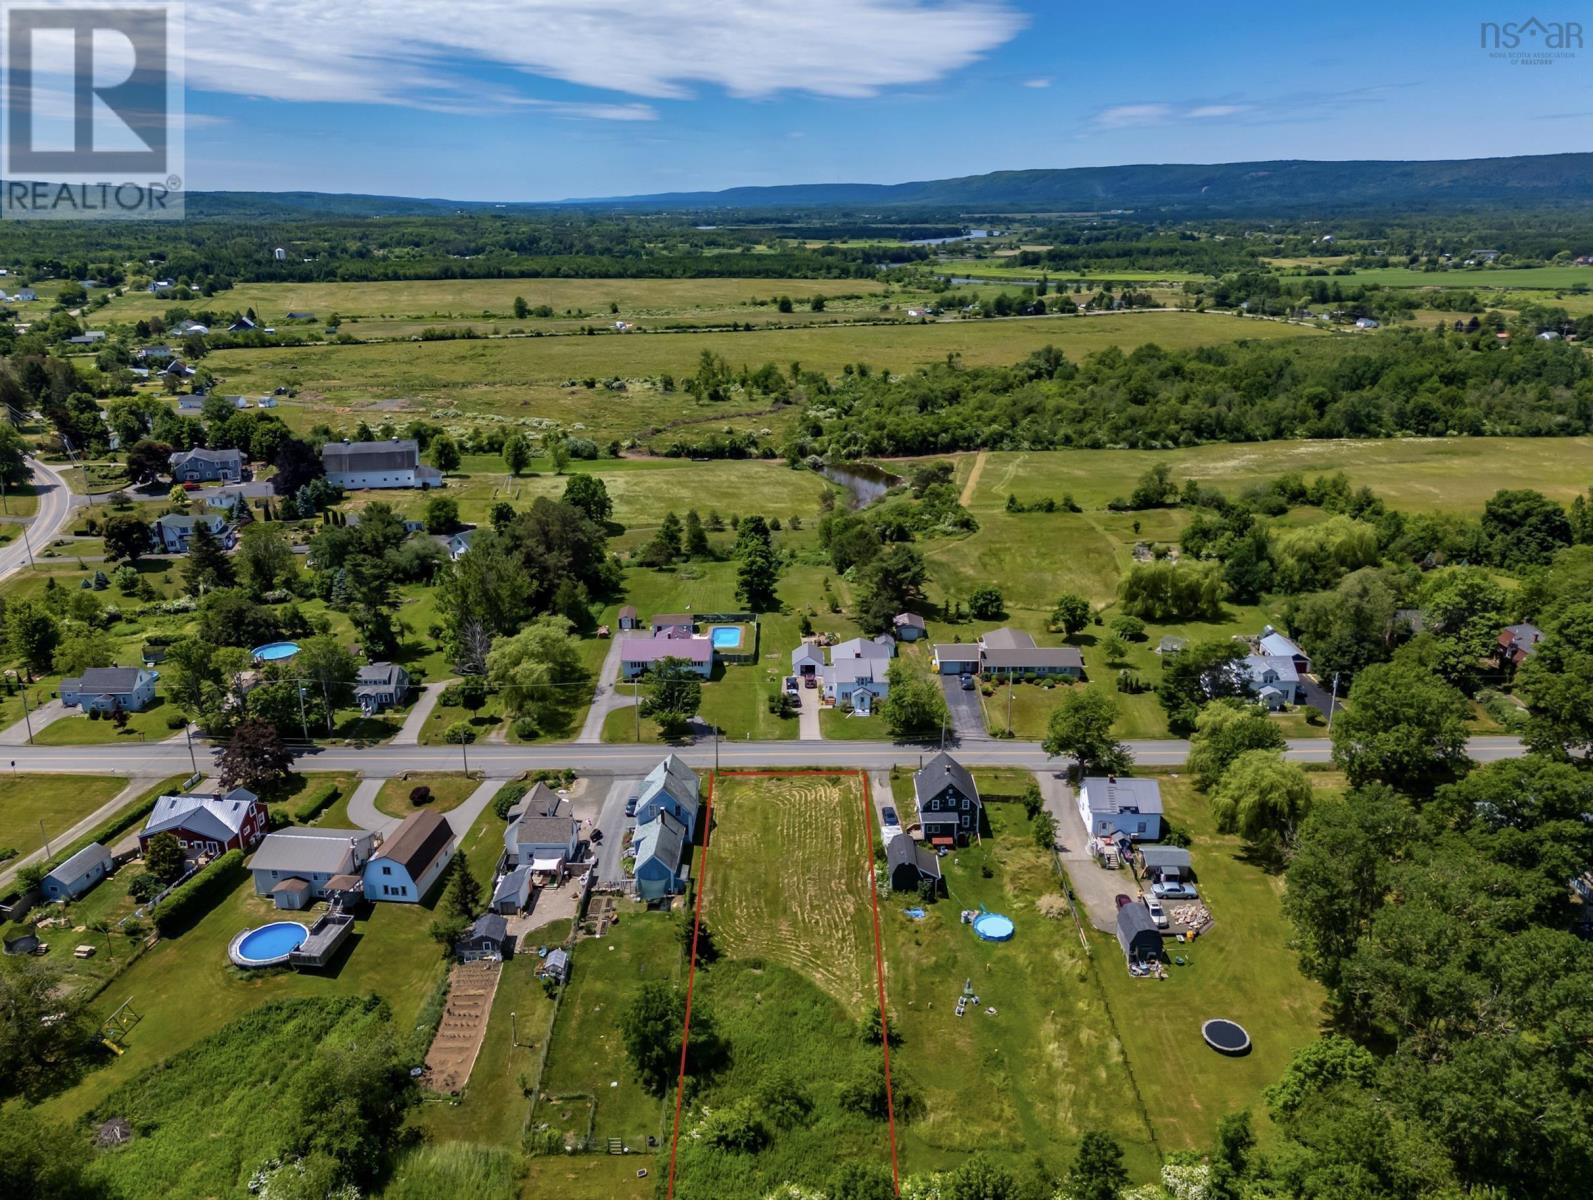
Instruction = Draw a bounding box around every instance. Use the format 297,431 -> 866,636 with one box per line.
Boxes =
665,769 -> 902,1198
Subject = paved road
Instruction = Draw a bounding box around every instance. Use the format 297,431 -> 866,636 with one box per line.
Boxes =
0,734 -> 1528,779
0,458 -> 79,584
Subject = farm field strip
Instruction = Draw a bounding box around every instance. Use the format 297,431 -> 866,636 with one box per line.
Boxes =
670,771 -> 900,1196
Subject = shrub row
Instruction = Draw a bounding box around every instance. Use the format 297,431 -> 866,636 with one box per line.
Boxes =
291,781 -> 343,823
153,849 -> 244,936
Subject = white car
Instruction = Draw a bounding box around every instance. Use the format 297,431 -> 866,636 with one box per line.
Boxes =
1144,896 -> 1168,929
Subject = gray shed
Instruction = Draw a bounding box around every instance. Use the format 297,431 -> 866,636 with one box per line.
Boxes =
1116,904 -> 1164,967
41,843 -> 113,901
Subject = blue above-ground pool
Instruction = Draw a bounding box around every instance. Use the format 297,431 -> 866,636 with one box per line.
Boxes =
252,641 -> 302,663
229,922 -> 309,967
972,911 -> 1015,942
710,625 -> 743,650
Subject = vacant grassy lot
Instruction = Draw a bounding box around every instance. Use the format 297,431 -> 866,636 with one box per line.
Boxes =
1090,775 -> 1329,1151
703,773 -> 876,1011
881,784 -> 1156,1180
536,904 -> 680,1148
0,773 -> 127,861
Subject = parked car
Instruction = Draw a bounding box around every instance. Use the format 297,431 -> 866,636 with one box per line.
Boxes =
1151,880 -> 1198,900
881,805 -> 900,828
804,675 -> 817,689
960,674 -> 976,690
624,793 -> 638,818
181,481 -> 200,491
784,676 -> 800,696
1114,893 -> 1134,910
1144,896 -> 1168,929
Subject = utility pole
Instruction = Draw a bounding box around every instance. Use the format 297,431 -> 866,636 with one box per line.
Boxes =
1006,676 -> 1013,735
38,818 -> 50,859
19,688 -> 33,744
461,734 -> 470,777
633,678 -> 640,741
20,518 -> 33,568
296,685 -> 309,743
1327,672 -> 1340,733
184,723 -> 199,778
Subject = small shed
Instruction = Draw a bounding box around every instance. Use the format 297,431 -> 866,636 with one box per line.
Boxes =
538,947 -> 570,984
492,866 -> 532,915
270,876 -> 314,911
1138,846 -> 1193,883
41,842 -> 113,901
1116,903 -> 1164,967
456,914 -> 509,962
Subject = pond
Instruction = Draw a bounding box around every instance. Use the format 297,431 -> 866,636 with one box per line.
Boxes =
820,462 -> 901,510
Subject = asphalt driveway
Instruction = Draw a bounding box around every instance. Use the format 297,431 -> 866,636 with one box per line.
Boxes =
940,674 -> 987,743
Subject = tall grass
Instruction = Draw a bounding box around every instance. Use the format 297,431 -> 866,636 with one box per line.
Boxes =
381,1143 -> 517,1200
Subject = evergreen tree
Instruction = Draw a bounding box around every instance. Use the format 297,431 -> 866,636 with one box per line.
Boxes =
183,521 -> 235,594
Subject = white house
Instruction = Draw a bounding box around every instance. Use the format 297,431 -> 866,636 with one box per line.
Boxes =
60,667 -> 158,714
1242,654 -> 1302,710
41,843 -> 112,901
818,635 -> 894,713
618,632 -> 713,680
353,662 -> 409,714
447,529 -> 475,560
248,827 -> 375,909
152,512 -> 229,553
503,782 -> 580,873
1077,776 -> 1163,841
363,809 -> 455,903
322,439 -> 444,490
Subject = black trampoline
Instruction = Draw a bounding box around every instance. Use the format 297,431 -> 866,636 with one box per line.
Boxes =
1201,1019 -> 1252,1056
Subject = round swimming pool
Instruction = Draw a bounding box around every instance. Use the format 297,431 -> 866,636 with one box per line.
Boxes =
972,912 -> 1014,942
229,921 -> 308,967
252,641 -> 302,663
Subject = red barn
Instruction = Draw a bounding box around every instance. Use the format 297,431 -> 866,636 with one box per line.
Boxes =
139,788 -> 268,858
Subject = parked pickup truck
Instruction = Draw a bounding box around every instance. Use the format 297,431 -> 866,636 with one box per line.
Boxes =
1151,880 -> 1198,900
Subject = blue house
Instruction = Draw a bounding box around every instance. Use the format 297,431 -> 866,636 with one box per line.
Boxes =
633,810 -> 689,900
634,754 -> 701,838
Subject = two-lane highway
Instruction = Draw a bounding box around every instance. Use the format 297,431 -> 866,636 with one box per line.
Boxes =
0,457 -> 79,583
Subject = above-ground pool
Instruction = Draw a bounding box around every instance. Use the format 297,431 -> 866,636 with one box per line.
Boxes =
710,625 -> 743,650
972,911 -> 1015,942
228,921 -> 309,967
252,641 -> 302,663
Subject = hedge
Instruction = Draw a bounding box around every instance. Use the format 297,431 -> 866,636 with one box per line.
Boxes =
152,849 -> 245,936
291,781 -> 343,823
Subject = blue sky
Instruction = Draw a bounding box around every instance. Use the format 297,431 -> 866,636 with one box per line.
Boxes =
179,1 -> 1591,199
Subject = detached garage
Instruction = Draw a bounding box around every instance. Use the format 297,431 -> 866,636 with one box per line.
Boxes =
1116,903 -> 1164,968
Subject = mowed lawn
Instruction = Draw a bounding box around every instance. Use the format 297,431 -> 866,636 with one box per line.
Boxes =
881,784 -> 1157,1181
36,869 -> 452,1127
535,904 -> 680,1148
1090,776 -> 1329,1152
375,773 -> 482,818
0,773 -> 128,859
703,773 -> 878,1012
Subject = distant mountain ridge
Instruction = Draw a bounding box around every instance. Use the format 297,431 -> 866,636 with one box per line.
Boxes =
172,153 -> 1593,218
568,154 -> 1593,214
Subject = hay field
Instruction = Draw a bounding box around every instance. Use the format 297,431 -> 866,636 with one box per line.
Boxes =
702,773 -> 878,1012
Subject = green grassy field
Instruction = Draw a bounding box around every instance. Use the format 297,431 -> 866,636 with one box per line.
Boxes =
704,773 -> 875,1011
36,863 -> 452,1126
32,697 -> 182,745
938,259 -> 1216,282
198,310 -> 1321,444
0,773 -> 127,861
1325,265 -> 1593,290
535,904 -> 680,1148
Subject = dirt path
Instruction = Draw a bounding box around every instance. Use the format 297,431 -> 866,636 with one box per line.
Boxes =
423,960 -> 502,1094
959,449 -> 988,507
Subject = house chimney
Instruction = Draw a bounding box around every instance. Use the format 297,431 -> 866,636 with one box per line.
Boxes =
1107,773 -> 1117,784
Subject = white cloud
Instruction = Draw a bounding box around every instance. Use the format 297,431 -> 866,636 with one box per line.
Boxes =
182,1 -> 1025,113
1023,77 -> 1052,89
1094,100 -> 1254,128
